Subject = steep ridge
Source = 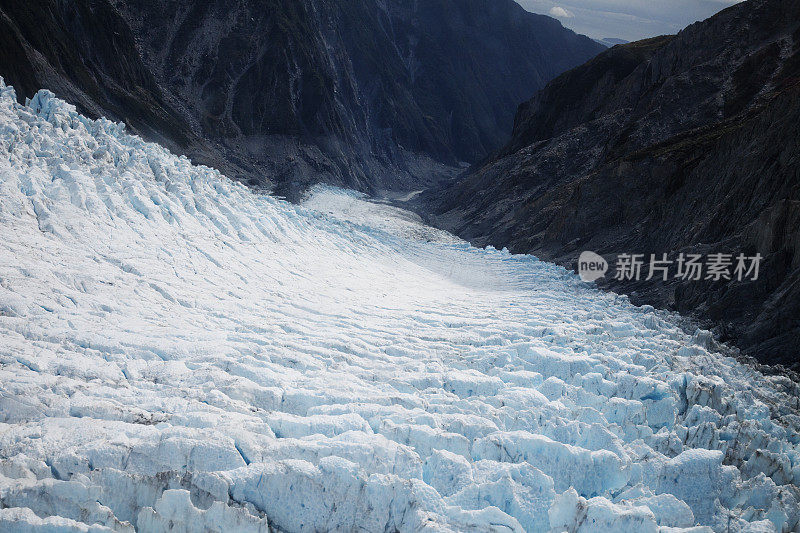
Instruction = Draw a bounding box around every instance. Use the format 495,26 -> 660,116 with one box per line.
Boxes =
1,81 -> 800,531
0,0 -> 603,195
0,0 -> 194,151
428,0 -> 800,370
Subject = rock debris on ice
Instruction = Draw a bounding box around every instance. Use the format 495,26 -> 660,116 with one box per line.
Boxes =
0,79 -> 799,532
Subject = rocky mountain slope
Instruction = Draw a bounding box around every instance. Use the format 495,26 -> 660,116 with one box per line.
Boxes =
428,0 -> 800,370
0,0 -> 603,195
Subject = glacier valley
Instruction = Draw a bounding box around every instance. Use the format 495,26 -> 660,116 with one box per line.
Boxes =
0,80 -> 799,532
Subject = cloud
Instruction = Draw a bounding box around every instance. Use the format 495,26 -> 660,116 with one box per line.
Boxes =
517,0 -> 743,41
548,6 -> 575,17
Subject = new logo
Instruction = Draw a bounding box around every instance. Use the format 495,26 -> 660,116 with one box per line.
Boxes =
578,251 -> 608,282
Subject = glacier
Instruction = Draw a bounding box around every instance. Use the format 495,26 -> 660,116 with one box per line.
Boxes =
0,78 -> 798,532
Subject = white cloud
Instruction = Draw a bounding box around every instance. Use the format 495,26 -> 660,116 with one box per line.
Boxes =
549,6 -> 575,17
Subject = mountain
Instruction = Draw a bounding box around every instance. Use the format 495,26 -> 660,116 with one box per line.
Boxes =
595,37 -> 629,47
1,81 -> 799,532
426,0 -> 800,370
0,0 -> 603,196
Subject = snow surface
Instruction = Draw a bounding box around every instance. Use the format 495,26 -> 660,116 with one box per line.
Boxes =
0,79 -> 798,532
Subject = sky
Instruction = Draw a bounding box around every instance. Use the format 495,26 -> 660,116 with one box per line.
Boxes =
516,0 -> 744,42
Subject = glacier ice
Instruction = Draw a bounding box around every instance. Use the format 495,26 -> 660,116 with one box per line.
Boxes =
0,78 -> 799,532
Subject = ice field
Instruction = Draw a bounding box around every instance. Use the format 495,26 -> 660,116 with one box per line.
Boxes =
0,80 -> 799,532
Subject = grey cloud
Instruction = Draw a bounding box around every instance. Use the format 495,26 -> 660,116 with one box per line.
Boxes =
517,0 -> 742,41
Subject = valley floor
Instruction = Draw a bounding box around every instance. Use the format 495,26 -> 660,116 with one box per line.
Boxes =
0,81 -> 799,532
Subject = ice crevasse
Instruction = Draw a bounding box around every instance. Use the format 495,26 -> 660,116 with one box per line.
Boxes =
0,78 -> 798,532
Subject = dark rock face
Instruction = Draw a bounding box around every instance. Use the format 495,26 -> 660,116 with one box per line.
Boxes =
0,0 -> 193,151
0,0 -> 603,194
428,0 -> 800,370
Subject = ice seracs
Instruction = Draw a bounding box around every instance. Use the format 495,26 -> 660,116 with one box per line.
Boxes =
0,79 -> 799,532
